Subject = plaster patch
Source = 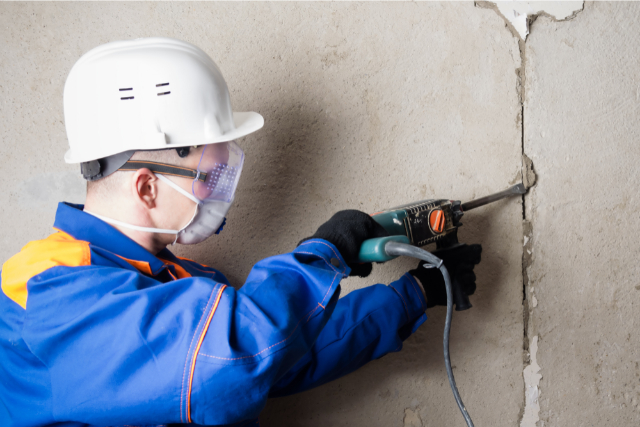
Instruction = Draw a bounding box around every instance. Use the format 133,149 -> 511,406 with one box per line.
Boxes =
489,1 -> 584,39
522,154 -> 537,190
403,408 -> 423,427
520,335 -> 542,427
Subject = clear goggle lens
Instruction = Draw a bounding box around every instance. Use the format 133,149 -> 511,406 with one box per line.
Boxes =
191,141 -> 244,203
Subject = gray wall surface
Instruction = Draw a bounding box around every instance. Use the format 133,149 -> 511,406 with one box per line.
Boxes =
0,2 -> 637,426
524,2 -> 640,425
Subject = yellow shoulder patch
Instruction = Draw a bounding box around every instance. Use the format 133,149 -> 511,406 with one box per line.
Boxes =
1,231 -> 91,309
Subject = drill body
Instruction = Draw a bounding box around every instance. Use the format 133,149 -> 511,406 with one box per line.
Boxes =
371,198 -> 464,248
367,199 -> 472,310
357,184 -> 526,310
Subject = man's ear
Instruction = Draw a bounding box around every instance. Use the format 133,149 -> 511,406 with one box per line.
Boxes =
132,168 -> 158,209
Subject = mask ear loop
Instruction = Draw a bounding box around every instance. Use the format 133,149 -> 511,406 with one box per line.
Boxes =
85,174 -> 205,245
84,210 -> 180,235
155,174 -> 203,245
170,203 -> 199,245
156,174 -> 202,205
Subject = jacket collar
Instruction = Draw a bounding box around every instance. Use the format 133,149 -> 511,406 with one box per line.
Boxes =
54,202 -> 174,276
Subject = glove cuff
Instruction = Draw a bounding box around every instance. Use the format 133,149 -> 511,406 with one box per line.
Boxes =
409,265 -> 445,309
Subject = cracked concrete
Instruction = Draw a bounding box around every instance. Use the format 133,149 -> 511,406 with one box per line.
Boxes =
481,1 -> 584,40
522,154 -> 537,190
0,2 -> 637,426
524,2 -> 640,425
521,335 -> 542,426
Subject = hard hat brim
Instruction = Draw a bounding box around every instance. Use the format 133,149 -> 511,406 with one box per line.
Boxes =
228,111 -> 265,143
64,111 -> 264,164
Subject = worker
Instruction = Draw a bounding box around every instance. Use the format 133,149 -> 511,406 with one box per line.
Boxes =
0,37 -> 482,427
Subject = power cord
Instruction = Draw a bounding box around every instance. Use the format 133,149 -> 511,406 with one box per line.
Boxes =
385,241 -> 475,427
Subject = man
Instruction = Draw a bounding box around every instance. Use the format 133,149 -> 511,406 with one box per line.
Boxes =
0,37 -> 481,426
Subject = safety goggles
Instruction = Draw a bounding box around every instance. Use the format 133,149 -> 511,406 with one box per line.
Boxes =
120,141 -> 244,203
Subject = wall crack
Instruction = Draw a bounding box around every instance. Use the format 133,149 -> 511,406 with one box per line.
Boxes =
476,1 -> 585,41
473,2 -> 585,426
521,336 -> 543,426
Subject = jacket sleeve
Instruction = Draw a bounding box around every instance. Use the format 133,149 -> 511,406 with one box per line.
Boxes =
269,272 -> 428,397
21,239 -> 347,426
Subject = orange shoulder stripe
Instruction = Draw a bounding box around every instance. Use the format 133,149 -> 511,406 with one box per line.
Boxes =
1,231 -> 91,309
187,284 -> 226,422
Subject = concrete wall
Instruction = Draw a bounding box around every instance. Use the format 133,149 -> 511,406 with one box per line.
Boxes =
0,2 -> 636,426
524,2 -> 640,425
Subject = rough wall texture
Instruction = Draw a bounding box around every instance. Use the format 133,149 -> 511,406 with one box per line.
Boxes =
524,2 -> 640,425
0,2 -> 534,426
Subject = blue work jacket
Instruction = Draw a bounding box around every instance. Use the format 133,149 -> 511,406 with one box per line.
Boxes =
0,202 -> 427,426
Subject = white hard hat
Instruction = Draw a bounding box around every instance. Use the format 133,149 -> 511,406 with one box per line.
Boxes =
63,37 -> 264,164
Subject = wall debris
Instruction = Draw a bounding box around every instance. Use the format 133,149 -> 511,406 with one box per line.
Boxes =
403,408 -> 423,427
520,336 -> 542,427
522,154 -> 537,190
484,1 -> 584,40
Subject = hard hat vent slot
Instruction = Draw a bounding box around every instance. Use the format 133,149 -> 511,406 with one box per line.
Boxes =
156,82 -> 170,96
119,87 -> 134,100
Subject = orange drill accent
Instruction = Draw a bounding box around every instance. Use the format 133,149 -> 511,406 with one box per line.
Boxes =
430,209 -> 445,233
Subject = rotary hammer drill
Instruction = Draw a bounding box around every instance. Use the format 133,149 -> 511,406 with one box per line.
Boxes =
357,183 -> 526,310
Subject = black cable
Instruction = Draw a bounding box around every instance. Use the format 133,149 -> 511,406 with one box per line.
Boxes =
384,242 -> 475,427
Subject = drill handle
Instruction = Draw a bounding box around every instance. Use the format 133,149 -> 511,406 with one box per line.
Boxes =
355,209 -> 412,263
357,235 -> 411,263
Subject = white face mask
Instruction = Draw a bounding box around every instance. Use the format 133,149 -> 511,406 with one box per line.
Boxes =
85,173 -> 232,246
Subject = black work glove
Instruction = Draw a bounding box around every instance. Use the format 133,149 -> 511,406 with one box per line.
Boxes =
409,244 -> 482,309
298,210 -> 389,278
